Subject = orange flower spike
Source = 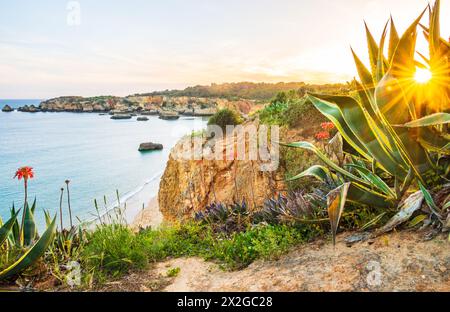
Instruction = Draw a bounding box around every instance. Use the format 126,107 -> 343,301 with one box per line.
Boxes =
321,122 -> 335,131
14,166 -> 34,181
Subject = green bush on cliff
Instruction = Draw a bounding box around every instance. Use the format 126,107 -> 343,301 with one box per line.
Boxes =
259,91 -> 326,127
79,221 -> 316,284
207,108 -> 243,131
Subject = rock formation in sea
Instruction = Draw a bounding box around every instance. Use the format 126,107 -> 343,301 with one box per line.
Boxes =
34,94 -> 256,116
159,111 -> 180,120
1,104 -> 13,112
137,116 -> 149,121
18,105 -> 40,113
110,114 -> 132,120
139,142 -> 164,151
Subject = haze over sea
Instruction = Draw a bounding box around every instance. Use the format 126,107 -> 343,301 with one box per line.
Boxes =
0,99 -> 207,229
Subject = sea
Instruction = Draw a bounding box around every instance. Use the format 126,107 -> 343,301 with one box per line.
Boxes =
0,99 -> 207,229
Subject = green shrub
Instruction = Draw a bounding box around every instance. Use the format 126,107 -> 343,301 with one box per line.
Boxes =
78,221 -> 317,284
207,108 -> 243,131
81,224 -> 149,280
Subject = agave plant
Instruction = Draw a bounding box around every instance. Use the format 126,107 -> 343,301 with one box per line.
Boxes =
0,201 -> 56,281
253,191 -> 328,225
195,201 -> 249,234
286,1 -> 449,243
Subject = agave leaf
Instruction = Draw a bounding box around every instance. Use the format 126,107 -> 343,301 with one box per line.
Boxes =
351,49 -> 375,92
347,183 -> 393,209
365,22 -> 388,83
10,204 -> 20,244
418,181 -> 443,219
376,21 -> 389,82
388,16 -> 400,63
374,191 -> 424,236
308,94 -> 408,178
327,183 -> 351,245
0,210 -> 20,247
44,210 -> 52,227
287,165 -> 331,182
22,202 -> 36,247
391,7 -> 427,75
283,141 -> 370,187
443,200 -> 450,210
345,163 -> 396,198
0,217 -> 57,280
417,128 -> 450,154
30,198 -> 36,215
396,113 -> 450,128
429,0 -> 441,60
407,214 -> 428,228
361,212 -> 387,231
307,93 -> 372,160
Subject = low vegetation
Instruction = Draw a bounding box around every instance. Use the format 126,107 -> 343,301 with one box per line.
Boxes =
139,81 -> 353,101
207,108 -> 243,131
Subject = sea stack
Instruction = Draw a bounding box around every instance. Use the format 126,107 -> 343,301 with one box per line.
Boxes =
110,114 -> 132,120
1,104 -> 13,112
137,116 -> 149,121
159,111 -> 180,120
138,142 -> 164,152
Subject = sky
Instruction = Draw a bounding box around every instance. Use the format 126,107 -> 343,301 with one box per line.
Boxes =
0,0 -> 449,99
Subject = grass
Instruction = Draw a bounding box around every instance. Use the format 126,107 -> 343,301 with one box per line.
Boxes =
78,221 -> 316,285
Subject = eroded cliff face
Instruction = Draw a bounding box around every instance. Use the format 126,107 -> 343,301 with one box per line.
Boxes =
158,122 -> 285,221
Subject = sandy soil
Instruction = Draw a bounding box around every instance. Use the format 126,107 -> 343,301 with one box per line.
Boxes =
131,196 -> 163,230
105,231 -> 449,292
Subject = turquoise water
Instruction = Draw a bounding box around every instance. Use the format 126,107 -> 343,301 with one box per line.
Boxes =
0,102 -> 206,229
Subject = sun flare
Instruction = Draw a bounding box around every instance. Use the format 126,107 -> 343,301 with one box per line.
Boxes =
414,67 -> 433,83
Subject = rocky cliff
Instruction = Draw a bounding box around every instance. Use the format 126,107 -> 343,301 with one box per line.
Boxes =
158,121 -> 286,221
37,95 -> 258,116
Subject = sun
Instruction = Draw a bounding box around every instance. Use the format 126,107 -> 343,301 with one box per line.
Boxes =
414,67 -> 433,83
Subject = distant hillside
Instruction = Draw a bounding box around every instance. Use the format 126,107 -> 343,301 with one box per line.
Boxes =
134,82 -> 353,101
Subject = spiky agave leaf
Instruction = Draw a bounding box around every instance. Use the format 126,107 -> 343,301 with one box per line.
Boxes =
0,210 -> 20,247
327,183 -> 351,245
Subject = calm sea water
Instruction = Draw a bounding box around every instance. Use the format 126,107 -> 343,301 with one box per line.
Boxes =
0,100 -> 207,229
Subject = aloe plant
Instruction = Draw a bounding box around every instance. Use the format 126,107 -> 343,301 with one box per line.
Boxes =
287,0 -> 449,243
0,203 -> 57,280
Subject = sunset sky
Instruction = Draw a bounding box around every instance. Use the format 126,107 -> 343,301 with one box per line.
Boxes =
0,0 -> 449,98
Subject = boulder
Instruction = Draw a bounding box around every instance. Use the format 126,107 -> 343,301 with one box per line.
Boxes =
2,104 -> 13,112
138,142 -> 163,152
137,116 -> 149,121
159,111 -> 180,120
18,105 -> 40,113
111,114 -> 132,120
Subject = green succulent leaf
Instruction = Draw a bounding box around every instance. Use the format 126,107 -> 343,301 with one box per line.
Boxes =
418,181 -> 443,219
345,163 -> 396,198
22,202 -> 37,247
327,183 -> 351,246
396,113 -> 450,128
361,212 -> 387,231
287,165 -> 331,182
0,217 -> 57,280
283,141 -> 369,187
0,209 -> 20,247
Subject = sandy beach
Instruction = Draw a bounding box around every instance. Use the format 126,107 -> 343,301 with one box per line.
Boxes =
131,196 -> 163,230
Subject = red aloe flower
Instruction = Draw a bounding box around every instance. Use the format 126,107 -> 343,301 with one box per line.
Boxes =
14,166 -> 35,237
315,131 -> 331,140
14,166 -> 34,181
321,122 -> 335,131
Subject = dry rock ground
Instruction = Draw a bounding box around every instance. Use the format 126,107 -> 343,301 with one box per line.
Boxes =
101,231 -> 449,292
